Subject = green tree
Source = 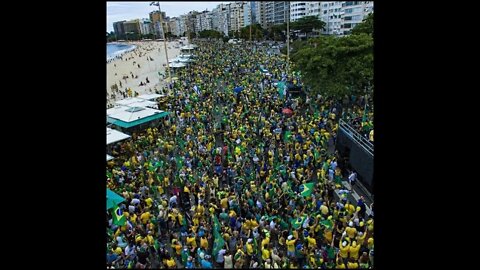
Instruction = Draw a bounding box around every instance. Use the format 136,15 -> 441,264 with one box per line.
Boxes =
199,30 -> 223,39
268,23 -> 287,41
291,16 -> 325,39
351,13 -> 373,36
239,23 -> 264,41
291,34 -> 373,98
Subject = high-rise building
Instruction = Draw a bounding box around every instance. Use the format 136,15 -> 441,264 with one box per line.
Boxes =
255,1 -> 267,28
139,18 -> 151,35
264,2 -> 275,27
274,1 -> 289,25
113,20 -> 126,38
167,18 -> 178,36
307,2 -> 322,17
341,1 -> 373,35
319,1 -> 344,35
290,2 -> 308,22
123,19 -> 141,35
211,3 -> 231,36
149,10 -> 167,37
177,15 -> 187,36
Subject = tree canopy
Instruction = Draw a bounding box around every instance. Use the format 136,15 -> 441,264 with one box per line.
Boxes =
291,16 -> 325,38
291,33 -> 373,98
239,24 -> 264,41
198,30 -> 224,39
351,13 -> 373,36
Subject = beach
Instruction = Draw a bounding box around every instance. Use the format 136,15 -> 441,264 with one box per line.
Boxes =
107,41 -> 181,107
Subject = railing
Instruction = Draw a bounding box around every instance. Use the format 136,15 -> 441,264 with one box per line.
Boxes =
338,119 -> 374,156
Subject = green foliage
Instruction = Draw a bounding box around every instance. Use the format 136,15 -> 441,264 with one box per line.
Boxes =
351,13 -> 373,36
291,33 -> 373,98
291,16 -> 325,38
266,23 -> 287,41
199,29 -> 224,39
239,24 -> 264,41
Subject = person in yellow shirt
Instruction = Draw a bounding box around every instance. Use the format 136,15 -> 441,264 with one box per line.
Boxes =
165,255 -> 176,268
339,239 -> 350,260
171,239 -> 182,256
346,222 -> 357,239
220,196 -> 228,209
246,238 -> 254,256
200,236 -> 209,249
306,235 -> 317,250
356,231 -> 366,246
347,257 -> 359,269
186,233 -> 197,248
261,243 -> 271,261
145,197 -> 153,209
336,257 -> 347,269
286,235 -> 296,257
349,241 -> 360,260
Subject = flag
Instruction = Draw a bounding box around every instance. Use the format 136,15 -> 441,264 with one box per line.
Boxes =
284,130 -> 292,142
213,215 -> 221,233
194,85 -> 201,96
314,149 -> 320,161
277,82 -> 286,99
111,205 -> 126,226
212,233 -> 225,257
362,103 -> 368,122
212,215 -> 225,257
150,2 -> 159,6
299,182 -> 314,197
291,215 -> 307,230
319,219 -> 333,230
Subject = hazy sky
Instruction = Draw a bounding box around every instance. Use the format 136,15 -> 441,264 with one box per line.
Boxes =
107,1 -> 229,33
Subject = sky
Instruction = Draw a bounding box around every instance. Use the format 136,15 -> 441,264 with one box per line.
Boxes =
107,1 -> 229,33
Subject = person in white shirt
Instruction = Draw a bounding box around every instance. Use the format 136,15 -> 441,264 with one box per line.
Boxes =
348,171 -> 357,191
224,251 -> 233,268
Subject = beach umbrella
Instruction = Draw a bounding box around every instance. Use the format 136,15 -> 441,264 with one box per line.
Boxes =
282,108 -> 293,116
107,188 -> 125,210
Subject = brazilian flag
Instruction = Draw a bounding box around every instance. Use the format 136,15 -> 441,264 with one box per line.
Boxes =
319,219 -> 334,230
291,215 -> 307,230
212,235 -> 225,257
111,206 -> 126,226
314,149 -> 321,161
299,182 -> 315,197
284,131 -> 292,142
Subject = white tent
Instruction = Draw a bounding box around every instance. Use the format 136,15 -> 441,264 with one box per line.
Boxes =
107,128 -> 131,145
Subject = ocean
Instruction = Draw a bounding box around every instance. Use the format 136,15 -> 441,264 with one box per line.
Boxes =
107,43 -> 136,61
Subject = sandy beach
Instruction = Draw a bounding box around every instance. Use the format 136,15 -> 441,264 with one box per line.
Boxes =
107,41 -> 182,107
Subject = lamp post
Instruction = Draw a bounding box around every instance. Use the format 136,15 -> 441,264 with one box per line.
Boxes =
286,1 -> 290,74
150,1 -> 172,93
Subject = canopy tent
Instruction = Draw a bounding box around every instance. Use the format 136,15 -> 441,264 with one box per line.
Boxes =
168,62 -> 187,68
107,127 -> 131,145
137,93 -> 165,101
115,98 -> 157,109
107,108 -> 171,129
106,188 -> 125,210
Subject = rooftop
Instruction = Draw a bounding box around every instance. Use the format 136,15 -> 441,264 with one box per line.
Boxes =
107,127 -> 131,145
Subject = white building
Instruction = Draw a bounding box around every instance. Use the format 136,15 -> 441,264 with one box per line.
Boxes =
139,18 -> 151,35
319,1 -> 344,36
264,2 -> 275,27
177,15 -> 187,36
341,1 -> 373,34
196,10 -> 213,32
290,2 -> 308,22
255,1 -> 266,28
307,2 -> 322,17
229,2 -> 245,33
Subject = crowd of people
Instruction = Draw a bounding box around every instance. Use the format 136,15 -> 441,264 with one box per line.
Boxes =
106,39 -> 374,269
